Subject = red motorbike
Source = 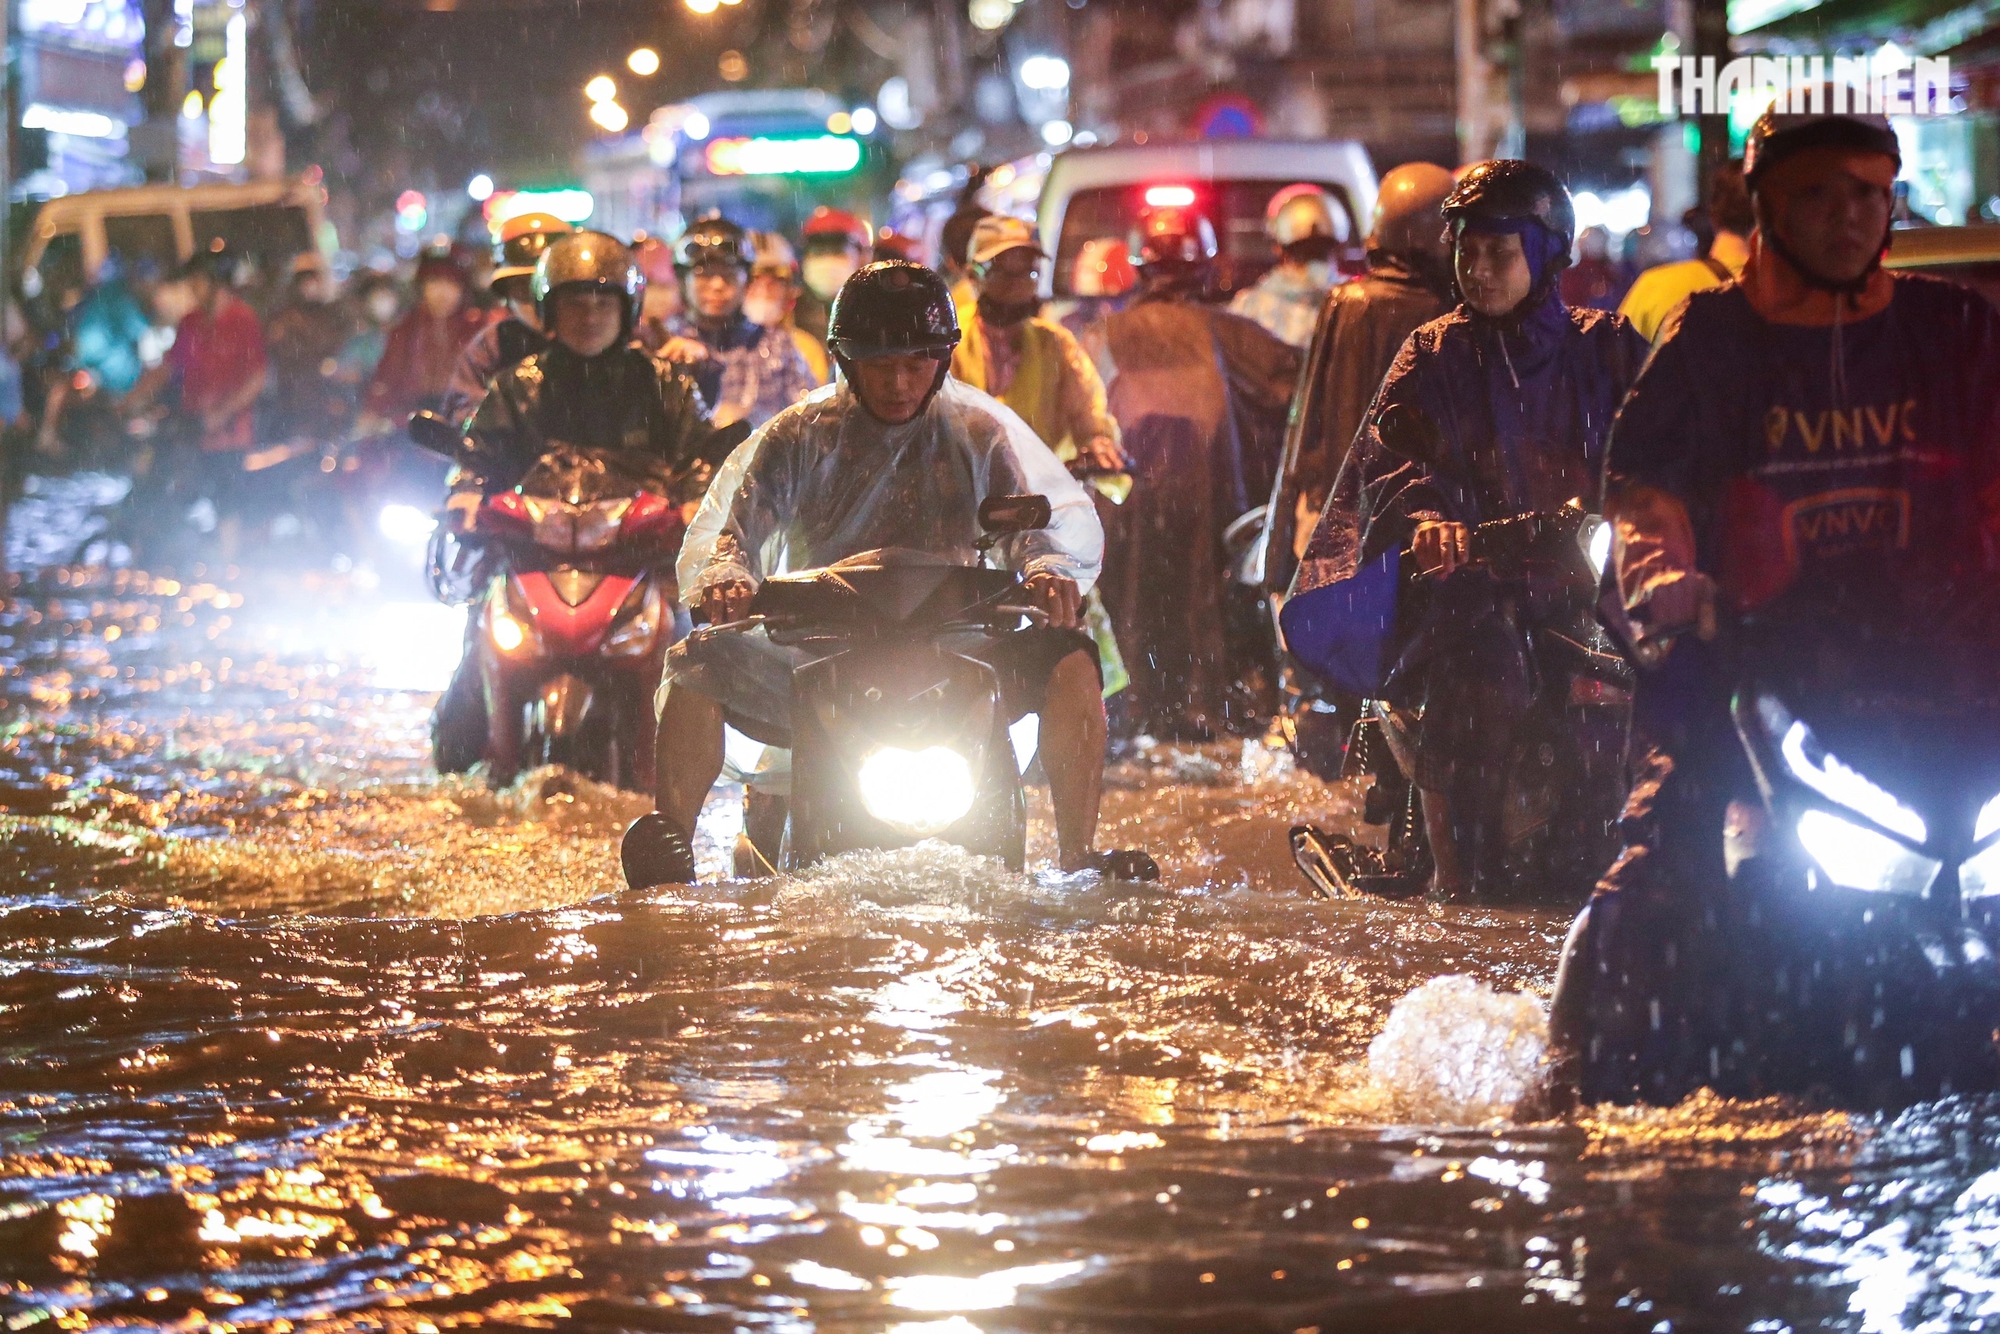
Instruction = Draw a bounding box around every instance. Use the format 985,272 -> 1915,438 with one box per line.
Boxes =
412,414 -> 696,792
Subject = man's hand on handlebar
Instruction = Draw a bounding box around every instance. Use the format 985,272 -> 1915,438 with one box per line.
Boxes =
1023,572 -> 1083,630
1078,435 -> 1127,473
1629,569 -> 1718,643
660,337 -> 710,367
1412,520 -> 1472,580
700,578 -> 757,627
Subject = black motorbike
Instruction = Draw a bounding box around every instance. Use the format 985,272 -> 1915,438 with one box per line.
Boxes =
1292,501 -> 1634,902
1557,582 -> 2000,1108
695,495 -> 1057,871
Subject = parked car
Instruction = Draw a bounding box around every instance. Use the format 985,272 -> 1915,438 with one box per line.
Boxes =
19,175 -> 326,296
1035,139 -> 1379,300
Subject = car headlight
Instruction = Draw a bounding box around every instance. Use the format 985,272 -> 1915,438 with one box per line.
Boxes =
856,746 -> 976,836
1796,809 -> 1942,896
1579,515 -> 1612,579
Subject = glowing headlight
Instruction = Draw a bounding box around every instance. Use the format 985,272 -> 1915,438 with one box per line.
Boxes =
489,608 -> 530,654
1962,791 -> 2000,898
1580,516 -> 1612,579
1773,711 -> 1927,843
1796,809 -> 1941,896
857,746 -> 976,835
378,503 -> 438,546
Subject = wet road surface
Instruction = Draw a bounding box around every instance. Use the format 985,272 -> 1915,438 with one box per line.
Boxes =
3,513 -> 1998,1331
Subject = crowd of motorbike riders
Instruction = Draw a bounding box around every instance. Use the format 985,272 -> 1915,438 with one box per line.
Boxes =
16,95 -> 2000,1110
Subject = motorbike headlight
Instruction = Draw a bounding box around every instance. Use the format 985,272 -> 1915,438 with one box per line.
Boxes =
1960,792 -> 2000,899
603,584 -> 662,657
1579,516 -> 1612,579
1796,809 -> 1942,896
489,607 -> 532,655
857,746 -> 976,836
1770,707 -> 1927,843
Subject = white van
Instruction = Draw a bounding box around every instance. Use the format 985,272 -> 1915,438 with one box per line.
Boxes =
1035,140 -> 1378,298
19,175 -> 326,290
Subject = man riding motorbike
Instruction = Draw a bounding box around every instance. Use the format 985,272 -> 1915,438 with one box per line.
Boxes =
1085,202 -> 1301,739
1548,105 -> 2000,1106
656,216 -> 817,430
1229,184 -> 1349,348
441,212 -> 572,425
1273,161 -> 1457,570
432,230 -> 721,779
622,261 -> 1157,887
1289,161 -> 1646,897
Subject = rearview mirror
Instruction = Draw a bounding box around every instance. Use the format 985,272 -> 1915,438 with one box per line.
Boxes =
978,493 -> 1052,535
407,410 -> 462,458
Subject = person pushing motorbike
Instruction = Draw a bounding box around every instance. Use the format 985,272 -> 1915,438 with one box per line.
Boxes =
621,261 -> 1158,887
1548,104 -> 2000,1106
431,231 -> 723,778
1286,160 -> 1647,898
656,216 -> 817,430
441,212 -> 572,425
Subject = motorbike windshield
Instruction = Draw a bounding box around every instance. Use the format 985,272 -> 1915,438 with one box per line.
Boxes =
679,377 -> 1104,605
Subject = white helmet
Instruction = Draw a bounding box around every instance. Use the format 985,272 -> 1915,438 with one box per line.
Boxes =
1265,184 -> 1347,249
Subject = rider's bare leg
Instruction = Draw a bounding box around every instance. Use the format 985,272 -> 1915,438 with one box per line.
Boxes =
1420,786 -> 1471,896
655,681 -> 726,840
1041,649 -> 1109,871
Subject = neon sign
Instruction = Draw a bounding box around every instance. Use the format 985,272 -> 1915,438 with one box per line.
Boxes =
703,135 -> 862,176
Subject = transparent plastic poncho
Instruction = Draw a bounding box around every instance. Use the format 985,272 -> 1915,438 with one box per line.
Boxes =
678,376 -> 1104,606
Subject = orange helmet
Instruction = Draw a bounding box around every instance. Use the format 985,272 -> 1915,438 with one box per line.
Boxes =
1072,237 -> 1135,297
490,212 -> 573,287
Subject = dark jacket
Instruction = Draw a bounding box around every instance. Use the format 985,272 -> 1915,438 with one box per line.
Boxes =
1286,296 -> 1645,696
443,318 -> 549,427
1265,255 -> 1451,591
458,341 -> 717,498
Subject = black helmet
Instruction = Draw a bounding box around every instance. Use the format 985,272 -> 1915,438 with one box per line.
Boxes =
1130,204 -> 1218,269
1441,159 -> 1577,258
827,261 -> 960,359
1743,104 -> 1900,189
532,230 -> 645,336
675,216 -> 756,273
827,261 -> 959,421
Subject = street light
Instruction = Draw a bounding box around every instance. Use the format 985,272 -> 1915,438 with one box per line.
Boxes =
685,0 -> 719,13
1020,55 -> 1070,90
628,47 -> 660,75
590,101 -> 630,132
585,75 -> 617,103
467,173 -> 494,201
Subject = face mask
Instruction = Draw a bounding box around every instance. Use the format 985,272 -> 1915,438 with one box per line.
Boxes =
742,294 -> 786,327
802,255 -> 857,301
368,292 -> 399,323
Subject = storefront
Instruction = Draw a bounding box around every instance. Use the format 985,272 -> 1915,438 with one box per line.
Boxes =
15,0 -> 148,198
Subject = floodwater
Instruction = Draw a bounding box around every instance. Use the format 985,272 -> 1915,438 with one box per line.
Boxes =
5,487 -> 2000,1332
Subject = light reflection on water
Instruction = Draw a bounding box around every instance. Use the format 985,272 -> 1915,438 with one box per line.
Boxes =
1,562 -> 1997,1330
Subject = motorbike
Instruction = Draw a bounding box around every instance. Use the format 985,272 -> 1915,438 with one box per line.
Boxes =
1287,405 -> 1632,903
689,494 -> 1058,871
408,411 -> 692,792
1557,582 -> 2000,1108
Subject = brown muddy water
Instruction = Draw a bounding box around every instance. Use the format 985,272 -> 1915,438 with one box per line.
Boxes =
2,529 -> 1997,1332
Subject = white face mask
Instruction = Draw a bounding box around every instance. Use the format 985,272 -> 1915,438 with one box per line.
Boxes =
742,293 -> 786,327
802,255 -> 857,301
367,292 -> 400,324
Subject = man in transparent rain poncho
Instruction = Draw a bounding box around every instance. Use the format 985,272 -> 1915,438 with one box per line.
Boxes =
620,261 -> 1159,888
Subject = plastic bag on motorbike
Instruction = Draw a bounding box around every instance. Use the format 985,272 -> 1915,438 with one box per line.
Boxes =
1278,547 -> 1401,696
679,378 -> 1103,605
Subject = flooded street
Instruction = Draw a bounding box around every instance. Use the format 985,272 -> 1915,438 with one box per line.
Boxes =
5,513 -> 2000,1332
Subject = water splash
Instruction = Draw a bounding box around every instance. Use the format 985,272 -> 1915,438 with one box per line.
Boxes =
1366,974 -> 1549,1123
